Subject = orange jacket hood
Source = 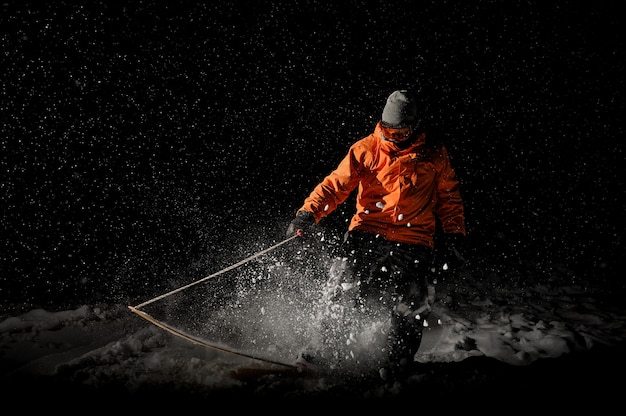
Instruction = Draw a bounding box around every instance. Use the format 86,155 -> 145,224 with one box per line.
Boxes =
298,122 -> 466,248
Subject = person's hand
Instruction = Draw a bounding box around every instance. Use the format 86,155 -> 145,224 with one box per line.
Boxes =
286,210 -> 315,237
442,233 -> 468,269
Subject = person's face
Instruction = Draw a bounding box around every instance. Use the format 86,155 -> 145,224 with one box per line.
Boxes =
381,125 -> 412,142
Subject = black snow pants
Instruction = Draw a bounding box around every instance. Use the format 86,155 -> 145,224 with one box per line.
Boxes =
320,229 -> 433,372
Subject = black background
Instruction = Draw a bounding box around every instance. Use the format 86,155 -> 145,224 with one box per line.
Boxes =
1,1 -> 624,310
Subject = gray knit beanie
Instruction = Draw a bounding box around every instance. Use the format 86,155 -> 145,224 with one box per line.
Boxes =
381,90 -> 418,128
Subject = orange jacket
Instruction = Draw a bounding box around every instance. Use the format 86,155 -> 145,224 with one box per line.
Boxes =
298,122 -> 466,248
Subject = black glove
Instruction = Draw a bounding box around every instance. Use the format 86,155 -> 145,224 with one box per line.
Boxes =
442,233 -> 468,268
286,210 -> 315,237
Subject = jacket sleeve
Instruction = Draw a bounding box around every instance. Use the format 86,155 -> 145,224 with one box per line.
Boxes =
298,146 -> 362,223
435,145 -> 467,235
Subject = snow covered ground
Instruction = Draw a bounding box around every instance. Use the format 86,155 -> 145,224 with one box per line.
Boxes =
2,258 -> 624,411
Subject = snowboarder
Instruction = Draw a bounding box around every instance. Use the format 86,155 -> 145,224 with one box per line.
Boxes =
286,89 -> 468,381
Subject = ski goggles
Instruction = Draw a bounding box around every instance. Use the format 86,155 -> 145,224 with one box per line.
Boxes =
380,123 -> 413,141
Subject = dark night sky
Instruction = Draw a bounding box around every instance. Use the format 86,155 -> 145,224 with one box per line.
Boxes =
1,1 -> 624,309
